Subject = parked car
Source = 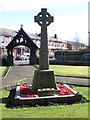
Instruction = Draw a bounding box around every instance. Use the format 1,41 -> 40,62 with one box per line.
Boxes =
81,53 -> 90,61
20,53 -> 30,60
15,55 -> 22,60
15,53 -> 30,60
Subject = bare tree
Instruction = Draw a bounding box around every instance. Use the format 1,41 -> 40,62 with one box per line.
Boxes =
73,32 -> 80,50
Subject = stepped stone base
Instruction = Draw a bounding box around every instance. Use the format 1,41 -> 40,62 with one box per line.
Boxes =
32,70 -> 56,91
38,88 -> 55,97
6,85 -> 83,108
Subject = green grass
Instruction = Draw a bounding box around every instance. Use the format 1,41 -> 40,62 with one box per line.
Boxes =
0,66 -> 89,118
0,67 -> 6,78
50,65 -> 89,78
0,87 -> 89,119
0,65 -> 89,78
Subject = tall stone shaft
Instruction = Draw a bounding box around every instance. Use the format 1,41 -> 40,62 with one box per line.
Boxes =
34,8 -> 53,70
40,26 -> 48,70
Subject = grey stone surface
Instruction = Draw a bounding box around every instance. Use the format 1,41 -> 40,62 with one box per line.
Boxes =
34,8 -> 53,70
1,65 -> 36,89
32,70 -> 56,91
32,8 -> 56,91
56,76 -> 89,86
38,88 -> 55,97
1,65 -> 89,89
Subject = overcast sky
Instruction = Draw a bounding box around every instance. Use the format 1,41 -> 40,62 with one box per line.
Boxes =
0,0 -> 88,45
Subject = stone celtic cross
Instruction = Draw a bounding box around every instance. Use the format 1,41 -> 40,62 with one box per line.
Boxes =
34,8 -> 54,70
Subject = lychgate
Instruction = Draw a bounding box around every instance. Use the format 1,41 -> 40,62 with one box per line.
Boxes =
6,26 -> 38,66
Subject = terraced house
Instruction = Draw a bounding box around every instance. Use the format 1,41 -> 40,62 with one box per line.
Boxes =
0,27 -> 86,58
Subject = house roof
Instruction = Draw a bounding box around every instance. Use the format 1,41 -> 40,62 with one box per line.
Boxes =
0,28 -> 67,43
0,28 -> 17,37
0,28 -> 40,40
27,33 -> 40,40
67,41 -> 87,47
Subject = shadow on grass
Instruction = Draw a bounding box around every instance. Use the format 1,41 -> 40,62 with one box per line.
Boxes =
1,118 -> 89,120
0,97 -> 8,104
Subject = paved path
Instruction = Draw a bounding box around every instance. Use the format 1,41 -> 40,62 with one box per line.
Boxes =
1,66 -> 36,89
1,65 -> 89,89
56,76 -> 89,86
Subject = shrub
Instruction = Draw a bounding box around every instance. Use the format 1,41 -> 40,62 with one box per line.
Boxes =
54,49 -> 90,61
2,56 -> 8,66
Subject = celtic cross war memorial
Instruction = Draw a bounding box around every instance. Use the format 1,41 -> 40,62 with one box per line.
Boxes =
32,8 -> 56,91
7,8 -> 83,107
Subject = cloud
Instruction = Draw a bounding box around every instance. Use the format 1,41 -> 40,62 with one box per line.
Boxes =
59,0 -> 88,5
12,11 -> 87,45
0,0 -> 88,45
7,11 -> 88,45
0,0 -> 39,11
88,1 -> 90,32
48,12 -> 88,44
0,0 -> 88,11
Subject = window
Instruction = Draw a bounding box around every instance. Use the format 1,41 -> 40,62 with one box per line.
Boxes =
9,37 -> 12,42
0,36 -> 4,43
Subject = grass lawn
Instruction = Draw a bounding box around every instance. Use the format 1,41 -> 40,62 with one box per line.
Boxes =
0,65 -> 89,119
50,65 -> 89,78
0,67 -> 6,78
0,65 -> 89,78
0,87 -> 89,119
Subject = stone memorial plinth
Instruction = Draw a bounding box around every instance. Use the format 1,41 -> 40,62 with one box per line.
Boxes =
38,88 -> 55,97
6,83 -> 82,107
32,70 -> 56,91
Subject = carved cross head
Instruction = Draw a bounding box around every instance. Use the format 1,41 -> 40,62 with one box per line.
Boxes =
34,8 -> 54,27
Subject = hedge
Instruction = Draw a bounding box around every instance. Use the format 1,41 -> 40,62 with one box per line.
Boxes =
54,49 -> 90,61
